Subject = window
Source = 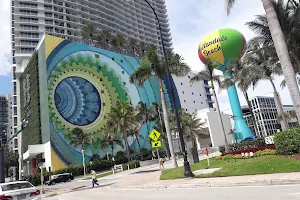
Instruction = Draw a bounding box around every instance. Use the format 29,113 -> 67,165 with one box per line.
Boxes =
14,139 -> 18,148
13,117 -> 17,126
192,92 -> 194,95
13,96 -> 17,105
193,101 -> 195,103
184,100 -> 186,103
13,107 -> 17,115
182,91 -> 184,94
181,83 -> 183,85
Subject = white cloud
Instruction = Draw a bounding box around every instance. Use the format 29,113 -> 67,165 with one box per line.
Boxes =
166,0 -> 293,110
0,0 -> 12,76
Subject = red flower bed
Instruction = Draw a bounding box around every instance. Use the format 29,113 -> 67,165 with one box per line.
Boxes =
222,145 -> 276,156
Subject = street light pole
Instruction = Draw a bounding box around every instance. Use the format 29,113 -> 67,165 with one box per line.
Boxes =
143,0 -> 194,177
0,130 -> 5,183
82,149 -> 86,178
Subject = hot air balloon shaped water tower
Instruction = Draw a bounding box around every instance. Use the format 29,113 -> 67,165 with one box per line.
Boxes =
198,28 -> 254,142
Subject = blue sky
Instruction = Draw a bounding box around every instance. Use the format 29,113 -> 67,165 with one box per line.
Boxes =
0,0 -> 293,110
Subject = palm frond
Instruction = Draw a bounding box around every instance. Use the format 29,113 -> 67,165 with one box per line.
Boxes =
190,71 -> 210,84
225,0 -> 236,15
129,58 -> 153,86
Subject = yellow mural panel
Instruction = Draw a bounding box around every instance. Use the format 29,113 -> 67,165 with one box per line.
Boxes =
51,148 -> 67,171
45,35 -> 64,59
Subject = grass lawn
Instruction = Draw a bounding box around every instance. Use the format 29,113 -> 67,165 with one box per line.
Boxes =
82,171 -> 115,180
160,156 -> 300,180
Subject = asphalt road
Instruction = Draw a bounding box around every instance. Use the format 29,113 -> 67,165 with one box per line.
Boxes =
44,184 -> 300,200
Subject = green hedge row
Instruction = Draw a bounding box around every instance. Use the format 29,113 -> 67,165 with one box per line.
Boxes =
216,149 -> 276,160
274,128 -> 300,155
24,160 -> 114,186
219,138 -> 266,154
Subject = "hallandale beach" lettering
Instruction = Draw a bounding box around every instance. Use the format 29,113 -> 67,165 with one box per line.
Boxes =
200,35 -> 228,56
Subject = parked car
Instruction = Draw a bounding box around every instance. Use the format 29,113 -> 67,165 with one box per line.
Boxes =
0,181 -> 41,200
46,173 -> 74,186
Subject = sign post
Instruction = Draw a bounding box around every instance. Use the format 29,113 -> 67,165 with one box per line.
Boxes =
149,129 -> 162,171
206,148 -> 210,168
40,166 -> 45,194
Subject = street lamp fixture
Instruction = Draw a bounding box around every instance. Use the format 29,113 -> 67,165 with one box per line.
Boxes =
141,0 -> 194,177
81,149 -> 86,178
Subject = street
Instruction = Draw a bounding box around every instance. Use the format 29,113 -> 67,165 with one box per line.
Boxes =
44,183 -> 300,200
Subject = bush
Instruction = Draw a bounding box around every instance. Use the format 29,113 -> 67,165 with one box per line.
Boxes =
222,145 -> 276,156
122,160 -> 140,170
274,128 -> 300,155
216,148 -> 276,160
219,138 -> 266,154
24,160 -> 114,186
254,149 -> 276,157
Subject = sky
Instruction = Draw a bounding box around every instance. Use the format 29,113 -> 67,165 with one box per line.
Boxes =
0,0 -> 294,110
165,0 -> 293,111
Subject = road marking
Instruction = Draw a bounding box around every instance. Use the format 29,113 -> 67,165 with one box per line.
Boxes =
288,192 -> 300,196
106,186 -> 159,191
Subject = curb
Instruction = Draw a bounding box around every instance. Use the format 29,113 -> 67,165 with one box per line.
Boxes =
111,179 -> 300,189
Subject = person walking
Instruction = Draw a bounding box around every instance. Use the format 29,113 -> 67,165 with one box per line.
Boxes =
91,170 -> 99,188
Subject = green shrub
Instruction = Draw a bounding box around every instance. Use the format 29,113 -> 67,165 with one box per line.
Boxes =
24,160 -> 114,186
219,138 -> 266,153
274,128 -> 300,155
222,154 -> 233,160
254,149 -> 276,157
232,154 -> 243,159
122,160 -> 140,170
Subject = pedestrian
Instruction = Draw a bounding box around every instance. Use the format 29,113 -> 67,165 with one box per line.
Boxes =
91,170 -> 99,188
159,158 -> 165,170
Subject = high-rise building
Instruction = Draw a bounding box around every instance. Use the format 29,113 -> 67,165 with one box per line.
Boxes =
0,95 -> 14,152
11,0 -> 172,170
225,96 -> 299,138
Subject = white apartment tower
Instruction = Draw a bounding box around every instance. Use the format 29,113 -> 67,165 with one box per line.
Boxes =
10,0 -> 173,151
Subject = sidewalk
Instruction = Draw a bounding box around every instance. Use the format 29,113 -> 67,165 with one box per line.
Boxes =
112,171 -> 300,189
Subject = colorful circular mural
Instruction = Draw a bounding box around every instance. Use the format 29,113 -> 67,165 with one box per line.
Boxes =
54,76 -> 101,126
46,40 -> 177,166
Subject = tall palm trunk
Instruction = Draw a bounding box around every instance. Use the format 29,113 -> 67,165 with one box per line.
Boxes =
111,145 -> 114,159
159,78 -> 178,168
157,105 -> 171,159
211,82 -> 229,152
136,135 -> 141,151
269,78 -> 289,130
123,130 -> 131,160
262,0 -> 300,123
243,91 -> 259,135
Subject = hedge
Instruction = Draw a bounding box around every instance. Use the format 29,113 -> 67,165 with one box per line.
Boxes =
222,145 -> 276,156
122,160 -> 140,170
219,138 -> 266,154
216,149 -> 276,160
24,160 -> 114,186
274,128 -> 300,155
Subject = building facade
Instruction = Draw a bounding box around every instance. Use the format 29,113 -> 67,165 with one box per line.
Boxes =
0,95 -> 14,152
225,96 -> 299,138
172,73 -> 214,114
19,35 -> 212,174
11,0 -> 172,160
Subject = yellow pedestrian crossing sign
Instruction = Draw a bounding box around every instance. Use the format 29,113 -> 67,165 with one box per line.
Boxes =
149,129 -> 161,141
152,141 -> 162,148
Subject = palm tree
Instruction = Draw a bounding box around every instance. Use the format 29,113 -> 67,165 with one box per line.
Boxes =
128,126 -> 144,151
128,37 -> 139,57
129,48 -> 190,167
220,59 -> 260,136
96,29 -> 113,50
137,41 -> 147,57
245,0 -> 300,73
69,128 -> 91,152
190,59 -> 230,153
69,128 -> 91,176
226,0 -> 300,124
244,40 -> 289,130
115,33 -> 128,53
81,24 -> 98,45
135,102 -> 150,134
107,101 -> 137,160
170,109 -> 206,149
100,131 -> 124,159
